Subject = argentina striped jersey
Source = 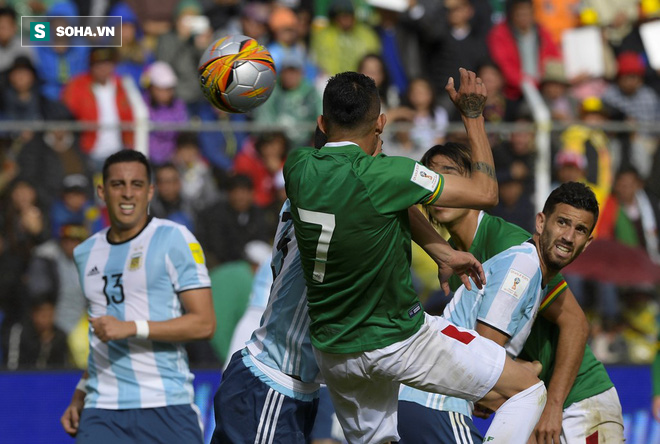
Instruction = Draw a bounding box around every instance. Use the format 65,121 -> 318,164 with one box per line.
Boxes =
74,217 -> 210,410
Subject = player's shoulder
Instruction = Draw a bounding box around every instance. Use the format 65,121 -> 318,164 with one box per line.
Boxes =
73,228 -> 108,259
150,217 -> 195,241
485,241 -> 539,274
284,146 -> 315,166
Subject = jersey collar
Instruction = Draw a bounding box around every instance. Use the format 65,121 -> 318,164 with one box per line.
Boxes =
322,141 -> 362,152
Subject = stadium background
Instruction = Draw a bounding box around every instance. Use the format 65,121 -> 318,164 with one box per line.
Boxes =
1,0 -> 660,442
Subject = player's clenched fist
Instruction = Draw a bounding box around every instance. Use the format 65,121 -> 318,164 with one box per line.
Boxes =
90,315 -> 137,342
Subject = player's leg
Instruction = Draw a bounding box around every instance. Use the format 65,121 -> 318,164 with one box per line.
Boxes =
212,350 -> 319,444
310,386 -> 345,444
75,408 -> 132,444
313,347 -> 401,444
398,401 -> 483,444
560,387 -> 624,444
136,405 -> 204,444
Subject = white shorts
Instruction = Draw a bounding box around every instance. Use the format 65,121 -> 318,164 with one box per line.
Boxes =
561,387 -> 624,444
313,313 -> 506,444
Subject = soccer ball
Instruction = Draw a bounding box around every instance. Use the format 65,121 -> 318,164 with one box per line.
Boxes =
198,35 -> 277,113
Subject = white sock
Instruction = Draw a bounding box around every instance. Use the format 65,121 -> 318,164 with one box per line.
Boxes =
481,381 -> 547,443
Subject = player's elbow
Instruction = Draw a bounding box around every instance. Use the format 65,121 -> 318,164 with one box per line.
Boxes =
193,316 -> 216,340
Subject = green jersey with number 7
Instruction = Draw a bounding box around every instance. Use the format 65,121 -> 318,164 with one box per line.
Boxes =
284,142 -> 444,354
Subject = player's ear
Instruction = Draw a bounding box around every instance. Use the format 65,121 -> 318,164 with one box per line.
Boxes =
147,183 -> 154,202
535,212 -> 545,235
376,113 -> 386,134
317,115 -> 326,135
96,183 -> 105,203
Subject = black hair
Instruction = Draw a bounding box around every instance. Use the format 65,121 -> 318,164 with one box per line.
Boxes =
542,182 -> 599,231
155,162 -> 178,175
322,72 -> 380,135
175,132 -> 200,149
614,165 -> 641,182
255,131 -> 289,159
0,6 -> 16,21
102,150 -> 152,184
357,53 -> 393,108
506,0 -> 532,21
314,126 -> 328,149
227,174 -> 253,191
420,143 -> 472,176
402,77 -> 440,119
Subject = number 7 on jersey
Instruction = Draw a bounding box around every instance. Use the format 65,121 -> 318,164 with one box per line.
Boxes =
298,208 -> 335,283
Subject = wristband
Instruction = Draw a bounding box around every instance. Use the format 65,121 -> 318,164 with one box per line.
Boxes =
76,377 -> 88,394
134,320 -> 150,340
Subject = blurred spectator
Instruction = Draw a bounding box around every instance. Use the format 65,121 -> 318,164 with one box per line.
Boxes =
253,52 -> 321,148
172,132 -> 220,213
61,48 -> 134,168
0,137 -> 18,196
34,3 -> 90,101
358,53 -> 401,110
422,0 -> 489,109
149,163 -> 195,231
539,59 -> 576,122
477,62 -> 508,123
267,6 -> 319,84
196,175 -> 270,268
310,0 -> 381,75
490,169 -> 535,231
582,1 -> 638,47
388,78 -> 448,151
532,0 -> 580,45
143,61 -> 188,165
125,0 -> 179,41
2,298 -> 70,369
50,174 -> 105,240
217,2 -> 271,45
553,150 -> 609,206
234,132 -> 288,209
620,285 -> 658,363
0,6 -> 34,73
381,117 -> 426,160
486,0 -> 561,103
1,56 -> 62,143
25,224 -> 87,336
603,52 -> 658,124
599,167 -> 660,264
110,2 -> 155,87
16,105 -> 94,208
206,0 -> 243,36
155,0 -> 212,113
209,240 -> 271,365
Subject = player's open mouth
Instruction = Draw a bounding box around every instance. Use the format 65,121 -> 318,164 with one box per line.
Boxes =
119,204 -> 135,215
555,243 -> 572,258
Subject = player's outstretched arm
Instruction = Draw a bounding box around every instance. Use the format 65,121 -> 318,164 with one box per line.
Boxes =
408,206 -> 485,294
533,288 -> 588,444
90,288 -> 215,342
434,68 -> 498,210
61,370 -> 88,437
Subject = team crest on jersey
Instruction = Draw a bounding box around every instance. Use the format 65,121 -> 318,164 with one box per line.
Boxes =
189,243 -> 205,264
410,163 -> 439,193
128,253 -> 142,271
500,268 -> 530,299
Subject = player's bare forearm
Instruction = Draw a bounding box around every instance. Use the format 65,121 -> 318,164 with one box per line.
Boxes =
541,289 -> 588,408
409,206 -> 451,265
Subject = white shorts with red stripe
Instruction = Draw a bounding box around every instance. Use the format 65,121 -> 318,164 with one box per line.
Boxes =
561,387 -> 624,444
313,313 -> 506,444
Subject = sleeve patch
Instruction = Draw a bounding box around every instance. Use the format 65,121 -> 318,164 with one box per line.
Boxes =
189,243 -> 205,264
499,268 -> 531,299
410,163 -> 440,193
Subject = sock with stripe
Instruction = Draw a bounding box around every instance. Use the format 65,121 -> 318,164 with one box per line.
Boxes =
482,381 -> 546,443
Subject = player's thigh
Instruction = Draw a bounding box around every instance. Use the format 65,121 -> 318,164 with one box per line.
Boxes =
310,386 -> 345,444
76,408 -> 129,444
313,348 -> 400,444
560,388 -> 624,444
398,401 -> 483,444
380,314 -> 506,402
212,351 -> 318,444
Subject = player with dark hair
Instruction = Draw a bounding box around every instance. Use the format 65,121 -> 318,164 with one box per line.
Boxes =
283,68 -> 548,443
60,150 -> 215,444
399,145 -> 623,443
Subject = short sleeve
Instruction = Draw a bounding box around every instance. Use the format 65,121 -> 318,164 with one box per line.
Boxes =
363,155 -> 444,214
166,226 -> 211,293
538,273 -> 568,313
477,252 -> 541,337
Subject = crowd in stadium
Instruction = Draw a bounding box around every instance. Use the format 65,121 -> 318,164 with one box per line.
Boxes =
0,0 -> 659,371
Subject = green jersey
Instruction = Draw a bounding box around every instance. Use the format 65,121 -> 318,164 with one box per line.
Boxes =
448,212 -> 613,408
284,143 -> 444,353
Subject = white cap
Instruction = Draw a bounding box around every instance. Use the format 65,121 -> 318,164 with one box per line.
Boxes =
366,0 -> 409,12
147,61 -> 178,89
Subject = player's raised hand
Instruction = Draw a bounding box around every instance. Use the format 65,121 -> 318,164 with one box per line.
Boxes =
90,315 -> 137,342
61,389 -> 85,436
437,249 -> 485,296
445,68 -> 487,119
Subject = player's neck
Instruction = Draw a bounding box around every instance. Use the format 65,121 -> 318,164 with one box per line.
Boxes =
531,233 -> 559,287
107,215 -> 150,244
446,212 -> 479,252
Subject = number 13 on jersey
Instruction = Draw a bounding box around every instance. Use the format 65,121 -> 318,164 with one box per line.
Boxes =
298,208 -> 335,283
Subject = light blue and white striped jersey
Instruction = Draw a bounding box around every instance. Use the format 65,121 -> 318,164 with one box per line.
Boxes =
399,241 -> 547,416
246,200 -> 321,389
74,217 -> 210,410
248,259 -> 273,310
